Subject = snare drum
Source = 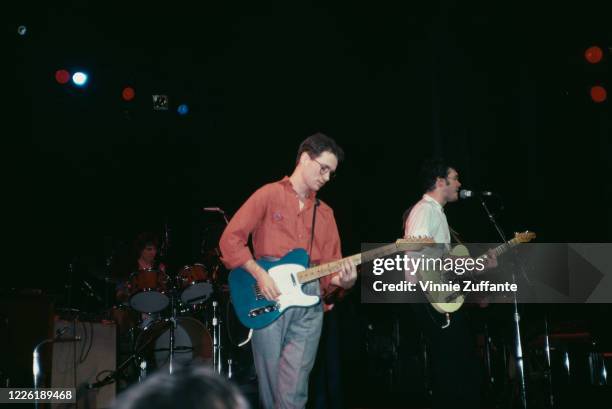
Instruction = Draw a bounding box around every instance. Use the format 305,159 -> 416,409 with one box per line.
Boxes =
178,264 -> 213,305
128,268 -> 169,313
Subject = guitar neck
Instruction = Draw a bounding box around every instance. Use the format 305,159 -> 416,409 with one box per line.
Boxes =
297,242 -> 402,284
481,238 -> 521,259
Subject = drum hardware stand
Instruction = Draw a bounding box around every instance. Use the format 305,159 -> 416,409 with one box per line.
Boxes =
479,195 -> 529,409
63,261 -> 75,317
168,291 -> 178,374
227,359 -> 233,379
543,315 -> 554,408
138,360 -> 148,383
484,323 -> 494,387
160,220 -> 170,258
87,326 -> 160,389
202,208 -> 235,376
211,300 -> 223,374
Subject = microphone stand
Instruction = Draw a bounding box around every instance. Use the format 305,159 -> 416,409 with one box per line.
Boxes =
203,207 -> 229,225
479,196 -> 528,409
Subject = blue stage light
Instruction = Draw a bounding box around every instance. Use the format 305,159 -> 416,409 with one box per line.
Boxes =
177,104 -> 189,115
72,72 -> 88,87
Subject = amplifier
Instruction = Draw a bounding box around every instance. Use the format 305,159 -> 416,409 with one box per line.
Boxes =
51,319 -> 116,409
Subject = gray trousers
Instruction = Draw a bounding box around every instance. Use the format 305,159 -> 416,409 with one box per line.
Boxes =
252,281 -> 323,409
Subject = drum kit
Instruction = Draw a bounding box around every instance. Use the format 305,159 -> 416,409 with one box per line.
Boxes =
126,264 -> 214,313
91,212 -> 248,390
98,262 -> 225,389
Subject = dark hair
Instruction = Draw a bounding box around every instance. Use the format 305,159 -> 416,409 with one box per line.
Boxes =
133,232 -> 159,258
419,158 -> 455,192
295,132 -> 345,165
112,363 -> 249,409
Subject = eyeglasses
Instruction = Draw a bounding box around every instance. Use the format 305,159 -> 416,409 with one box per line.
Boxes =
312,159 -> 337,179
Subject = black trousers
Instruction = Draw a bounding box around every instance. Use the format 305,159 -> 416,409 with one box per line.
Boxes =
411,304 -> 482,409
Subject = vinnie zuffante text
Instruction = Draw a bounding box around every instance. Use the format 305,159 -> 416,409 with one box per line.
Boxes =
370,254 -> 518,293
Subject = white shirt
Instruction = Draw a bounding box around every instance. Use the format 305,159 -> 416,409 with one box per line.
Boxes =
405,194 -> 451,248
403,194 -> 451,279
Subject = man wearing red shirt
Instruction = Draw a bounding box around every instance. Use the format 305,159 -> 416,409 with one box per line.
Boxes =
219,133 -> 357,409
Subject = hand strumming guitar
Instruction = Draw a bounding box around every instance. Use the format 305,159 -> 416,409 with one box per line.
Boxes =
243,259 -> 281,301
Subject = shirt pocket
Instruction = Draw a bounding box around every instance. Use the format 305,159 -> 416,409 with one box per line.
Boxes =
266,203 -> 292,236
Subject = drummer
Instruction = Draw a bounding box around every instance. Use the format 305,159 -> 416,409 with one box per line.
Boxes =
113,232 -> 167,330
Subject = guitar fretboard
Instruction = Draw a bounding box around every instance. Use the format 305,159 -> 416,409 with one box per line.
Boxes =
488,238 -> 521,258
297,242 -> 408,284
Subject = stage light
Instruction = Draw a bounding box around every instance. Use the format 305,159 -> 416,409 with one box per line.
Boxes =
17,25 -> 27,36
585,46 -> 603,64
55,69 -> 70,84
72,72 -> 88,87
122,87 -> 135,101
177,104 -> 189,115
152,95 -> 169,111
590,85 -> 607,103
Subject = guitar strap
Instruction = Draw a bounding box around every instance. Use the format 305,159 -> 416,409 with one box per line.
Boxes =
449,226 -> 463,245
308,198 -> 320,266
450,226 -> 479,280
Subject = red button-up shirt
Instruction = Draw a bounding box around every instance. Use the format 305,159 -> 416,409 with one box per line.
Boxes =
219,177 -> 342,299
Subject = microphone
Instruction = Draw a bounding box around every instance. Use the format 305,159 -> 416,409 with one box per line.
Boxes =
459,189 -> 494,199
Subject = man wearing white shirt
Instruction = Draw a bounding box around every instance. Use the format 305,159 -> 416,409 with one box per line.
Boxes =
403,159 -> 496,409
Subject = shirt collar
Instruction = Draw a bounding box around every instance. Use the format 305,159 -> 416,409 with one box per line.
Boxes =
280,176 -> 316,202
423,193 -> 444,212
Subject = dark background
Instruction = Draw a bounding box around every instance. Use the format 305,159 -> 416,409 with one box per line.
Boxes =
8,1 -> 611,286
6,0 -> 612,405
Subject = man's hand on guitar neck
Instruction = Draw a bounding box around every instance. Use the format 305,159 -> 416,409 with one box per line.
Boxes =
482,249 -> 498,270
330,258 -> 358,289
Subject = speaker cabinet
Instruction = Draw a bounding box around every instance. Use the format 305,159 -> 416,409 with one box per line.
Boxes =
51,320 -> 116,409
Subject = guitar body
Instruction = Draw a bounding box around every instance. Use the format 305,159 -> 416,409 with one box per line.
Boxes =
228,238 -> 436,329
417,231 -> 535,316
418,244 -> 469,314
228,248 -> 320,329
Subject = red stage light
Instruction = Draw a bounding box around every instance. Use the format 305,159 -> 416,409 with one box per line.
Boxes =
584,46 -> 603,64
590,85 -> 607,103
55,69 -> 70,84
122,87 -> 135,101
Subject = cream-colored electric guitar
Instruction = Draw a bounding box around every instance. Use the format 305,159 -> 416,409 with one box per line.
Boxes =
417,231 -> 536,314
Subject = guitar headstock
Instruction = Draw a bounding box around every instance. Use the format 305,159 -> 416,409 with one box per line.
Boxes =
395,236 -> 435,251
513,231 -> 536,243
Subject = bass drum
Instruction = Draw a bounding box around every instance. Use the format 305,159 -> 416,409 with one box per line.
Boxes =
136,317 -> 213,370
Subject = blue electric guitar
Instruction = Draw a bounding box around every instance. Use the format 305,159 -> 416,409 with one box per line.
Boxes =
229,238 -> 433,329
